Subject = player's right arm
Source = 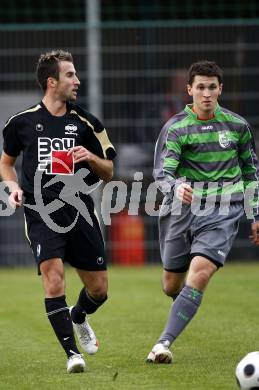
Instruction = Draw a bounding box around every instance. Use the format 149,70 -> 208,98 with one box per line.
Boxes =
0,152 -> 23,208
175,182 -> 193,204
163,126 -> 193,204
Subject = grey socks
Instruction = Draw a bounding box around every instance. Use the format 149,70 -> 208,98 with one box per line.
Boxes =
159,285 -> 203,345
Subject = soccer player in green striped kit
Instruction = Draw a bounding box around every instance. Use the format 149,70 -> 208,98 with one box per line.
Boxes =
147,60 -> 259,363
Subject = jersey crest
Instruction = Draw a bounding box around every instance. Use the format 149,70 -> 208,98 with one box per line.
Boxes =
218,131 -> 231,148
38,137 -> 75,175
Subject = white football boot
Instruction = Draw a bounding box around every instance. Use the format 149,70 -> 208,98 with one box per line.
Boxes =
67,353 -> 86,373
69,306 -> 99,355
146,341 -> 173,364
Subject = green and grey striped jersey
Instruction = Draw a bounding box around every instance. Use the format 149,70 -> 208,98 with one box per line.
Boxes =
153,103 -> 259,219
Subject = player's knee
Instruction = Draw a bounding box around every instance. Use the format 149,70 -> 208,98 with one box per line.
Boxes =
162,283 -> 171,296
162,282 -> 179,298
190,269 -> 212,290
40,259 -> 65,296
188,257 -> 217,289
87,273 -> 108,301
162,274 -> 183,298
88,286 -> 108,302
43,271 -> 64,296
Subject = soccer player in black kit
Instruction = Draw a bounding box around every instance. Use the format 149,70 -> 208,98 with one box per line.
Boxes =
0,50 -> 116,373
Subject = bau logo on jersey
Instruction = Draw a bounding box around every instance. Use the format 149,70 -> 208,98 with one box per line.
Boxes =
38,137 -> 75,175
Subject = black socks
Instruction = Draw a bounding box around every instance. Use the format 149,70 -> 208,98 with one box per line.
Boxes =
45,295 -> 80,357
71,288 -> 107,324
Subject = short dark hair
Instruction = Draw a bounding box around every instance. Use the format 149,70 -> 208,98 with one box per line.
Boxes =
187,60 -> 223,86
36,49 -> 73,92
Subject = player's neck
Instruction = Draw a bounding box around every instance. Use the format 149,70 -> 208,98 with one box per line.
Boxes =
42,96 -> 67,117
192,106 -> 214,120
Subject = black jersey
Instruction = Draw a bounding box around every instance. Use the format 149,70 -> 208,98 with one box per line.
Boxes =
3,101 -> 116,199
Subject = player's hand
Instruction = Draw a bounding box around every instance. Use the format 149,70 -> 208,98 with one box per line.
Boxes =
175,183 -> 193,204
9,189 -> 23,208
67,146 -> 95,164
249,221 -> 259,245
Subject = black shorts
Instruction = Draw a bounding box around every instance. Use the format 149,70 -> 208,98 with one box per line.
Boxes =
24,196 -> 106,274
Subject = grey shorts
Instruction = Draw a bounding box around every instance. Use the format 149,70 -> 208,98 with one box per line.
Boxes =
159,198 -> 244,271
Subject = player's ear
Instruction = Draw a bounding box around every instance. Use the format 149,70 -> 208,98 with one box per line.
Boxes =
218,83 -> 223,96
47,77 -> 58,89
187,84 -> 192,96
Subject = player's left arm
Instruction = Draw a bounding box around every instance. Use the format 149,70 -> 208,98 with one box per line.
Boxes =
250,222 -> 259,245
239,123 -> 259,243
68,146 -> 113,182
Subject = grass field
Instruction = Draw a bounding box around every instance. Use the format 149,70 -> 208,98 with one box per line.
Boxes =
0,263 -> 259,390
